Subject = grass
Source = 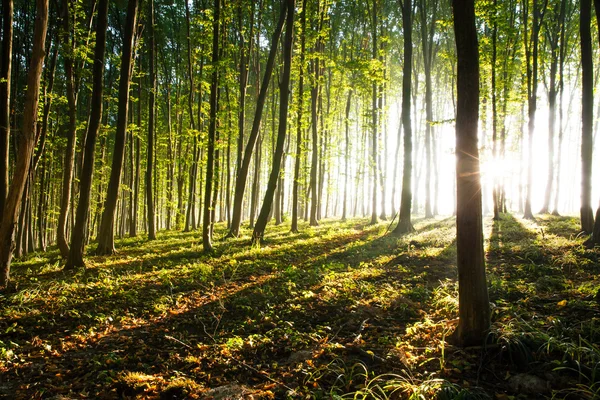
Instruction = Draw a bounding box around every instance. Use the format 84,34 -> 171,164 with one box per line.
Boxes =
0,214 -> 598,399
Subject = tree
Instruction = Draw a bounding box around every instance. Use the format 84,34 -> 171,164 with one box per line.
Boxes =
147,0 -> 157,241
522,0 -> 547,220
227,0 -> 287,238
202,0 -> 221,252
393,0 -> 415,234
66,0 -> 112,269
450,0 -> 490,347
252,0 -> 295,243
94,0 -> 139,255
0,0 -> 13,215
57,0 -> 79,258
291,0 -> 307,233
0,0 -> 48,288
580,0 -> 594,234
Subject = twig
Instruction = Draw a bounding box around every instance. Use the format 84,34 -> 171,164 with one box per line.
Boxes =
165,335 -> 193,349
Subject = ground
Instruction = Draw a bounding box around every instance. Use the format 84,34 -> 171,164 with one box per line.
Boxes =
1,214 -> 599,399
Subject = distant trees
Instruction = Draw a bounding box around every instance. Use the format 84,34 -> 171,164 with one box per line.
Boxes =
0,0 -> 598,273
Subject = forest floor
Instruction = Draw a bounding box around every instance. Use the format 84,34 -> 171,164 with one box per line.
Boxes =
1,214 -> 599,399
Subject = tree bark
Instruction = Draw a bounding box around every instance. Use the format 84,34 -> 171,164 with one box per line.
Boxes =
146,0 -> 157,240
394,0 -> 414,234
202,0 -> 221,251
0,0 -> 48,288
66,0 -> 112,268
95,0 -> 138,255
0,0 -> 13,214
253,0 -> 295,242
227,0 -> 287,237
580,0 -> 594,233
450,0 -> 490,347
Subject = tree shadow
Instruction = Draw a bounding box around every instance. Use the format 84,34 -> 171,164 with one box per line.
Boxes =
2,218 -> 463,398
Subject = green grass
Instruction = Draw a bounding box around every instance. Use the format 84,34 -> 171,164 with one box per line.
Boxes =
0,214 -> 598,399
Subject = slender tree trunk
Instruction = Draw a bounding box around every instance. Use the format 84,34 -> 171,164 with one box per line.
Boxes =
253,0 -> 295,242
146,0 -> 157,240
581,0 -> 594,233
0,0 -> 13,214
95,0 -> 138,255
66,0 -> 112,268
227,1 -> 287,237
342,89 -> 352,222
450,0 -> 490,347
202,0 -> 220,251
0,0 -> 47,288
394,0 -> 414,234
370,0 -> 379,225
291,0 -> 307,233
57,0 -> 79,258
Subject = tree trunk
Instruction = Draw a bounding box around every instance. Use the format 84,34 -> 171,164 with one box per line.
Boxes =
57,0 -> 79,258
394,0 -> 414,234
253,0 -> 294,242
450,0 -> 490,347
0,0 -> 47,288
146,0 -> 156,240
65,0 -> 112,268
580,0 -> 594,233
95,0 -> 138,255
227,1 -> 287,237
202,0 -> 220,251
291,0 -> 307,233
0,0 -> 12,214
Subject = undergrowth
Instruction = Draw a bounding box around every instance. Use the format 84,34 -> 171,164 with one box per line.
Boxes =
0,214 -> 598,399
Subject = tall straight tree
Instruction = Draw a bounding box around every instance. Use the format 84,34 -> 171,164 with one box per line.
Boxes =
253,0 -> 295,242
419,0 -> 439,219
580,0 -> 594,233
291,0 -> 307,233
202,0 -> 221,251
588,0 -> 600,245
95,0 -> 139,255
66,0 -> 111,268
394,0 -> 414,234
147,0 -> 157,240
522,0 -> 547,219
57,0 -> 79,258
227,0 -> 287,238
0,0 -> 13,214
0,0 -> 48,288
370,0 -> 379,225
540,0 -> 566,214
450,0 -> 490,347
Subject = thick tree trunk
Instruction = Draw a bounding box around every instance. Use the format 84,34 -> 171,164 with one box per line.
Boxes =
0,0 -> 47,288
66,0 -> 112,268
253,0 -> 295,242
394,0 -> 414,234
580,0 -> 594,233
450,0 -> 490,347
95,0 -> 138,255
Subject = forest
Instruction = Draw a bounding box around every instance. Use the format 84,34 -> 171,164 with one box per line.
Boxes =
1,0 -> 600,398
